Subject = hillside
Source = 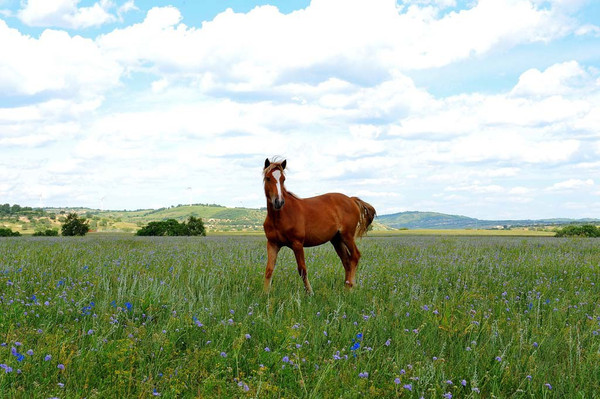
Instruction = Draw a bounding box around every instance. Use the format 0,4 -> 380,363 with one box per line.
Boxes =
46,204 -> 268,233
2,203 -> 597,235
378,211 -> 479,229
378,211 -> 600,230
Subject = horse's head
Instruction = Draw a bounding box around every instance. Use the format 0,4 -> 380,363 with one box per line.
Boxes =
263,158 -> 287,210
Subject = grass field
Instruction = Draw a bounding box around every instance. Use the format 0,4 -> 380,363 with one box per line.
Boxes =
1,235 -> 599,398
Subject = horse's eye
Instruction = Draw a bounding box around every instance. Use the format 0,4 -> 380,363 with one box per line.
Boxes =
265,178 -> 271,182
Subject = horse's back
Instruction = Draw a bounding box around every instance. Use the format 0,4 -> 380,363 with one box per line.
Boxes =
301,193 -> 361,243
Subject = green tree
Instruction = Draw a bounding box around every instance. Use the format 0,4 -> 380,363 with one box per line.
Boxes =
555,224 -> 600,237
33,229 -> 59,237
185,216 -> 206,236
136,217 -> 206,236
61,213 -> 90,236
0,227 -> 20,237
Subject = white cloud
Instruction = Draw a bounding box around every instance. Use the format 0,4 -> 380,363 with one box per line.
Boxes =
117,0 -> 137,18
0,20 -> 122,97
547,179 -> 594,192
575,24 -> 600,37
18,0 -> 118,29
95,0 -> 580,92
509,187 -> 534,195
511,61 -> 593,98
445,184 -> 505,194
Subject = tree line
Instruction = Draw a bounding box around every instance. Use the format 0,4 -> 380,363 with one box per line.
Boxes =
1,212 -> 206,237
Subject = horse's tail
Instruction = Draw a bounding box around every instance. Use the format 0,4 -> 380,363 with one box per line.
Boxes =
352,197 -> 376,238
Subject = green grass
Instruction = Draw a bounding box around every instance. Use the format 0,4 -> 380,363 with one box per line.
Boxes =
1,235 -> 599,397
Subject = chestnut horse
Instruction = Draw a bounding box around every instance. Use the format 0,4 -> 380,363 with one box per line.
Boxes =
262,158 -> 376,294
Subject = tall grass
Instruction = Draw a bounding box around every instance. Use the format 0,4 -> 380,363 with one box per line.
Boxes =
0,236 -> 599,397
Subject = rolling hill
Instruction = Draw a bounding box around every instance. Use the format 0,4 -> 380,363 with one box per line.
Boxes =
2,203 -> 597,234
378,211 -> 600,230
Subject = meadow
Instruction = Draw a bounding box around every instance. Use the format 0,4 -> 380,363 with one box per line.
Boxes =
0,235 -> 599,398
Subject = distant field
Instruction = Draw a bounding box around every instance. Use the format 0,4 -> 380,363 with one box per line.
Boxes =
369,229 -> 555,237
1,204 -> 566,236
1,235 -> 598,397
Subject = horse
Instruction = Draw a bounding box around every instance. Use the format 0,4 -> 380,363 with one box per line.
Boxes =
262,158 -> 376,294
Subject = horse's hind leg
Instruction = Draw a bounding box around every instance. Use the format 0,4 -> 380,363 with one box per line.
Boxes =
292,243 -> 313,295
331,233 -> 353,287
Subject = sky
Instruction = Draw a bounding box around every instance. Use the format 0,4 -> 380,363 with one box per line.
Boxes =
0,0 -> 599,219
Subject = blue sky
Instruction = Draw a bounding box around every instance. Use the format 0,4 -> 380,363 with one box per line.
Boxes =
0,0 -> 599,219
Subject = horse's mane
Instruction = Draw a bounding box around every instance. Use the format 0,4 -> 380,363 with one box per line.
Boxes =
262,162 -> 284,177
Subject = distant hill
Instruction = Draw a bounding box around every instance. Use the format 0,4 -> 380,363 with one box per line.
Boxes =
378,211 -> 600,230
2,203 -> 597,234
42,204 -> 268,233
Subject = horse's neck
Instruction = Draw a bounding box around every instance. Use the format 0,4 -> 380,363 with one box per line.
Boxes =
266,190 -> 297,219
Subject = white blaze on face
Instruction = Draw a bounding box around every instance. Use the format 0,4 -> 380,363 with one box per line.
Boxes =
272,170 -> 282,201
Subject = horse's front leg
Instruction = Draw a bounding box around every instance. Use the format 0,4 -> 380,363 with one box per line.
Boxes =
264,240 -> 280,293
292,243 -> 313,295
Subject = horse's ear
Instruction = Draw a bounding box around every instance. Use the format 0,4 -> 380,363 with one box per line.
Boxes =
264,158 -> 270,169
281,159 -> 287,170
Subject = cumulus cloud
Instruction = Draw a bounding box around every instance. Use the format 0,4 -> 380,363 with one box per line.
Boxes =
547,179 -> 594,192
18,0 -> 120,29
0,20 -> 122,97
511,61 -> 595,98
95,0 -> 580,93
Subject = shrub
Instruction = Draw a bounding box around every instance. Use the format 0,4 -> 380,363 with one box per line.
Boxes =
555,224 -> 600,238
33,229 -> 59,237
136,217 -> 206,236
0,227 -> 20,237
61,213 -> 90,236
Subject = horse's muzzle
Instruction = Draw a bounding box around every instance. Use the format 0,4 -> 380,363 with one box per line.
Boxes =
274,198 -> 285,210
